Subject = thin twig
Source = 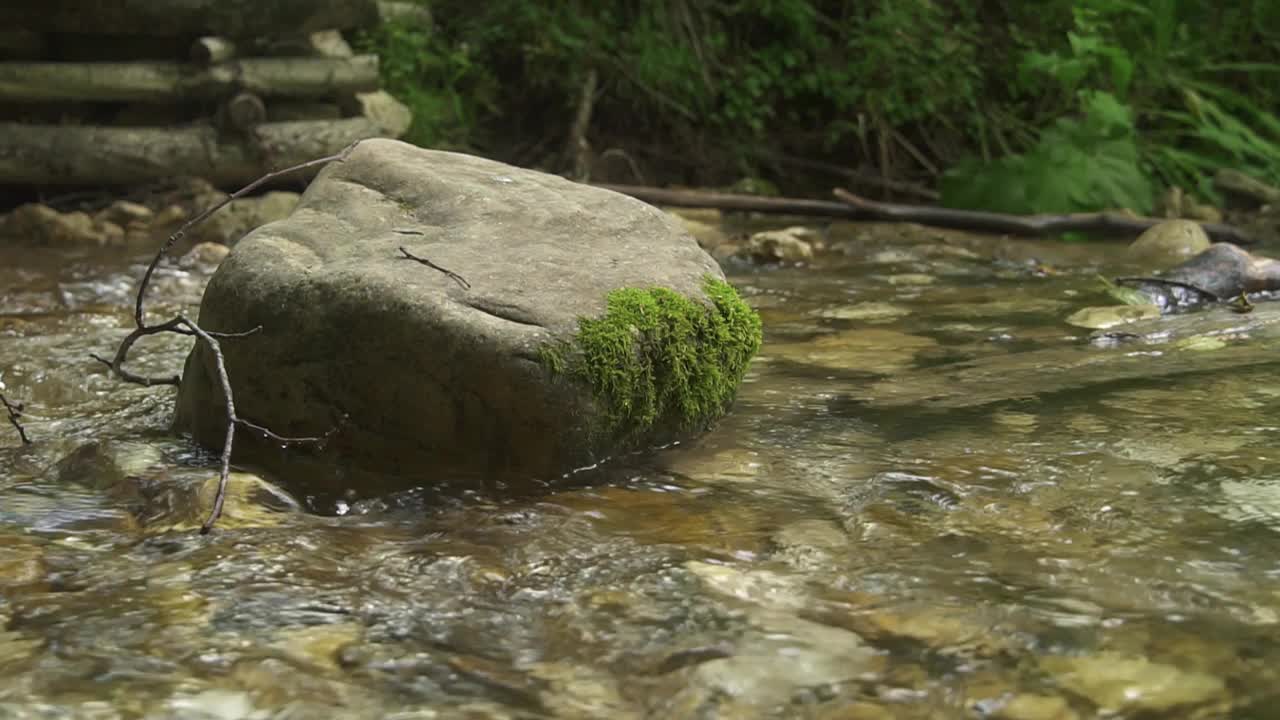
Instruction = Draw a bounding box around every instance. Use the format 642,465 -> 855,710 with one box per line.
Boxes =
397,245 -> 471,290
178,315 -> 338,533
1,392 -> 31,445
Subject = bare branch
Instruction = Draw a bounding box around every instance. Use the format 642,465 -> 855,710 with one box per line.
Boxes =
90,318 -> 187,386
1,391 -> 32,445
235,414 -> 345,448
176,315 -> 342,533
93,142 -> 363,532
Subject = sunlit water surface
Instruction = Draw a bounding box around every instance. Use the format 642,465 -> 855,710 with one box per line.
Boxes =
3,223 -> 1280,719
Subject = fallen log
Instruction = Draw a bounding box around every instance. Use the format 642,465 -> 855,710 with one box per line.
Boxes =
596,183 -> 1257,244
594,184 -> 868,219
0,119 -> 389,187
832,188 -> 1257,245
0,0 -> 380,38
0,56 -> 379,103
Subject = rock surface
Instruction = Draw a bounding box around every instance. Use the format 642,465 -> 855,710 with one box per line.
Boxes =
175,139 -> 760,487
1127,219 -> 1211,268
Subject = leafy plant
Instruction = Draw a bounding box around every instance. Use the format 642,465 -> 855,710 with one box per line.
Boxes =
942,90 -> 1153,215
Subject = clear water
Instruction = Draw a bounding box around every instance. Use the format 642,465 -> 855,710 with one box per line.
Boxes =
3,223 -> 1280,719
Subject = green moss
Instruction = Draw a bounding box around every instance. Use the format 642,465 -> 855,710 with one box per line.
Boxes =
545,276 -> 762,439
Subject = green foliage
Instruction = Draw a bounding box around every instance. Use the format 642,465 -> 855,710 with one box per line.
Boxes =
360,1 -> 987,169
943,90 -> 1154,215
354,12 -> 498,148
361,0 -> 1280,213
947,0 -> 1280,214
548,278 -> 761,440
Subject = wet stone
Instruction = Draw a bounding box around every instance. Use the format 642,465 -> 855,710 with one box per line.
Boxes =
0,538 -> 45,588
744,226 -> 817,263
657,602 -> 882,717
160,689 -> 261,720
662,445 -> 771,485
1065,304 -> 1161,330
272,622 -> 363,672
772,519 -> 849,570
813,302 -> 912,322
525,662 -> 636,719
1041,652 -> 1228,716
768,329 -> 937,374
139,472 -> 303,532
987,693 -> 1079,720
1128,219 -> 1211,268
886,273 -> 935,286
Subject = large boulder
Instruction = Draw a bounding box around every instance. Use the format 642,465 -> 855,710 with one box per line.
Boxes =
174,139 -> 760,489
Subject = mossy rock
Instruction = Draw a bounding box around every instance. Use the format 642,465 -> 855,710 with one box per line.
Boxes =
175,140 -> 762,491
541,276 -> 761,443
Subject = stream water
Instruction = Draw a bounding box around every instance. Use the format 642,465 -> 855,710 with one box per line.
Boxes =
3,220 -> 1280,719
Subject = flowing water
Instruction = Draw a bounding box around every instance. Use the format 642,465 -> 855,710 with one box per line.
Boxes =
3,221 -> 1280,719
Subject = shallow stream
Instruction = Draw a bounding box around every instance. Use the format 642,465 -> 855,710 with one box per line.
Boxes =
3,220 -> 1280,719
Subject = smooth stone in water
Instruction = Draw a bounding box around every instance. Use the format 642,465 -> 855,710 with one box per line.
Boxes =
989,693 -> 1079,720
1041,652 -> 1227,716
814,302 -> 912,322
744,226 -> 816,263
769,328 -> 936,373
140,472 -> 302,531
163,690 -> 260,720
886,273 -> 935,286
175,139 -> 760,488
1064,304 -> 1161,330
1127,219 -> 1211,268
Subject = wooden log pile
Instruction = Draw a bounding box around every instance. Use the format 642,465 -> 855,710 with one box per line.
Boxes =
0,0 -> 412,188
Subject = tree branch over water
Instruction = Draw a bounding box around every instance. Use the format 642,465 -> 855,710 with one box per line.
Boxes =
94,142 -> 360,533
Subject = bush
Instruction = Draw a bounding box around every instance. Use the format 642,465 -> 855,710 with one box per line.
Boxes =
359,0 -> 1280,212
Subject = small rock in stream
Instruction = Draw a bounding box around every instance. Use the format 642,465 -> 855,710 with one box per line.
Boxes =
1041,652 -> 1228,716
742,226 -> 817,263
1127,219 -> 1211,268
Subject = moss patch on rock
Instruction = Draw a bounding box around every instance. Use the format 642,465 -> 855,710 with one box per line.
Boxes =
543,276 -> 762,439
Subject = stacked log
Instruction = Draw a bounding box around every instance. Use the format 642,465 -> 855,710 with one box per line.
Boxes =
0,0 -> 412,188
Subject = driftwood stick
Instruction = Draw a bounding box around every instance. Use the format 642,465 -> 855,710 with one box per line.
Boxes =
833,188 -> 1257,245
1,391 -> 31,445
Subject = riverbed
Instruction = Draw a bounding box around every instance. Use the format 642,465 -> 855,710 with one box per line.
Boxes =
2,220 -> 1279,719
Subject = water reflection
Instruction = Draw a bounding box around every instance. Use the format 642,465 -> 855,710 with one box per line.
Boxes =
3,230 -> 1280,718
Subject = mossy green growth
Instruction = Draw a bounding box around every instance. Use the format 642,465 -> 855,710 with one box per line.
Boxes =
544,276 -> 762,439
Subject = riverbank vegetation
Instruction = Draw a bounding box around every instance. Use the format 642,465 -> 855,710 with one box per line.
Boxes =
357,0 -> 1280,215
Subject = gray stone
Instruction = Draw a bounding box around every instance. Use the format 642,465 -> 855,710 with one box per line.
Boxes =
175,139 -> 758,488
